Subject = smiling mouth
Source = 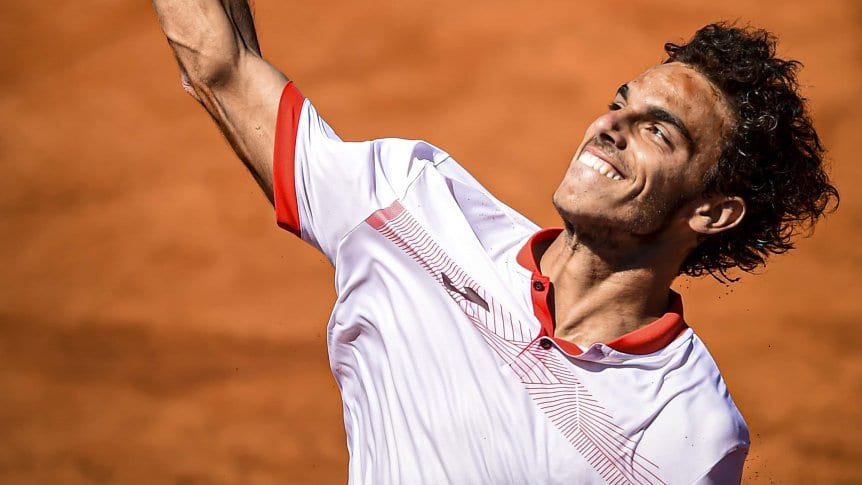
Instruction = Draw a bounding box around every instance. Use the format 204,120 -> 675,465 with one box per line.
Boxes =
578,148 -> 624,181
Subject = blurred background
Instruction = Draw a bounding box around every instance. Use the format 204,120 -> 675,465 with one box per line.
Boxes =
1,0 -> 860,483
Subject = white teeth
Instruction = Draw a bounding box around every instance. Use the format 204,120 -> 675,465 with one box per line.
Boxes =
578,151 -> 623,180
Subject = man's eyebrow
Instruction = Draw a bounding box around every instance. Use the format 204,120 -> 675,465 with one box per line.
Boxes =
646,106 -> 695,152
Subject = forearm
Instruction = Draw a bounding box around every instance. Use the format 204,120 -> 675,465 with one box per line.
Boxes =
152,0 -> 258,87
153,0 -> 289,201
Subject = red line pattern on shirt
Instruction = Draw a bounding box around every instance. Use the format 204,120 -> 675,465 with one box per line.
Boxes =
366,201 -> 664,484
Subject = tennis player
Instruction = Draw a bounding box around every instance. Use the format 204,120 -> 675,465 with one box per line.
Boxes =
152,1 -> 838,483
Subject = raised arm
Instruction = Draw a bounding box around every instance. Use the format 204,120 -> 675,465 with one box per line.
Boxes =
152,0 -> 288,202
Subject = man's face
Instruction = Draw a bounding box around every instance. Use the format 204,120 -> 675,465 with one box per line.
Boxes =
553,62 -> 733,240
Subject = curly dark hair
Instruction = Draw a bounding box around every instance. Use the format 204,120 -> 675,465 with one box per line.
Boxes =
666,22 -> 839,282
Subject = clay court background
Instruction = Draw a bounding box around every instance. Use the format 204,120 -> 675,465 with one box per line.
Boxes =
2,0 -> 860,483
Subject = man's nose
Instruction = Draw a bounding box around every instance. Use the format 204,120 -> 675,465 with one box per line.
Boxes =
594,111 -> 627,150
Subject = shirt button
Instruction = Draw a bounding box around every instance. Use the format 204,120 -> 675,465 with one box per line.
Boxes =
533,281 -> 545,291
539,339 -> 552,350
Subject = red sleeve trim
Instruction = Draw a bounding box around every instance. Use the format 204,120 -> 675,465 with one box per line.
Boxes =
272,81 -> 306,236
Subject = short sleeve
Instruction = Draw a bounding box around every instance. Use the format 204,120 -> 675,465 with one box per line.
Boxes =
272,82 -> 451,262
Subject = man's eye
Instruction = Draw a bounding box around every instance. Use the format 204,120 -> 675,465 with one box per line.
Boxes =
608,102 -> 623,111
649,125 -> 669,143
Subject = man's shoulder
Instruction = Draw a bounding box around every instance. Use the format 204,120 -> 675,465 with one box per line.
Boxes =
657,329 -> 748,421
660,330 -> 749,444
626,330 -> 749,480
687,330 -> 749,432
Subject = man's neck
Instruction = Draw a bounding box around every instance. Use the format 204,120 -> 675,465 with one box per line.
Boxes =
538,230 -> 683,349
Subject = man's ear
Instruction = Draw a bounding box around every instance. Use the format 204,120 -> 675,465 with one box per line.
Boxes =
688,195 -> 746,235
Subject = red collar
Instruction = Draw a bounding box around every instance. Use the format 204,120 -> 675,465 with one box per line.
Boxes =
516,228 -> 689,355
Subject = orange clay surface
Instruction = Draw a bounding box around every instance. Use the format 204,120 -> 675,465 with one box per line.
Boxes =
1,1 -> 860,483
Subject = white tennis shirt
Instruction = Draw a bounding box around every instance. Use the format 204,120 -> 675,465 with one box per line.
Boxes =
272,83 -> 750,484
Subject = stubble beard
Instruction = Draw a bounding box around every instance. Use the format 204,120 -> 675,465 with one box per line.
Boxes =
552,188 -> 693,269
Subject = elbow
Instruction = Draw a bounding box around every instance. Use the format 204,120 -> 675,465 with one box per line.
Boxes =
187,55 -> 237,91
176,49 -> 239,103
155,3 -> 248,96
178,69 -> 201,101
165,34 -> 241,96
